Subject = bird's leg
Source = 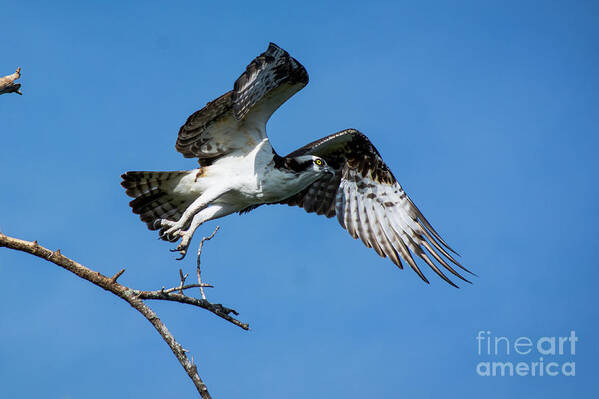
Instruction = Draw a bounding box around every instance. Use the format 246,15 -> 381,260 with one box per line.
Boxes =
157,218 -> 185,241
171,214 -> 204,260
171,206 -> 224,260
157,219 -> 176,228
155,219 -> 177,233
161,193 -> 214,238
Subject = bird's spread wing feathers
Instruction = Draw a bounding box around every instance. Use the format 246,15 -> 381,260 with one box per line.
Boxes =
175,91 -> 237,160
175,43 -> 308,160
232,42 -> 308,122
280,129 -> 473,286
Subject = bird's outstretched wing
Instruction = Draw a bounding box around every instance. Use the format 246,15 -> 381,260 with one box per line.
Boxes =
175,43 -> 309,160
280,129 -> 474,287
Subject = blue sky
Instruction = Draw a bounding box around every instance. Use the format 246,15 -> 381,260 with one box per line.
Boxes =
1,1 -> 597,397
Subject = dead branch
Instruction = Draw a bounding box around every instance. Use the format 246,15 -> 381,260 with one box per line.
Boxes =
0,230 -> 249,398
197,226 -> 220,299
0,67 -> 22,95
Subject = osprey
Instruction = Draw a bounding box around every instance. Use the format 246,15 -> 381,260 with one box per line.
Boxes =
122,43 -> 472,287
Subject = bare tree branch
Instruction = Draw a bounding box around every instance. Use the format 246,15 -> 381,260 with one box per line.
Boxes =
0,230 -> 249,398
197,226 -> 220,300
0,67 -> 22,95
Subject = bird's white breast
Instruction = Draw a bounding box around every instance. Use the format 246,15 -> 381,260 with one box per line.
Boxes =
172,138 -> 274,208
172,135 -> 321,211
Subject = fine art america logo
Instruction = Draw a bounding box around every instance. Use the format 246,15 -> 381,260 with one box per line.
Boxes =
475,330 -> 577,377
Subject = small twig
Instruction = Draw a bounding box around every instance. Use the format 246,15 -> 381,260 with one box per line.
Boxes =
110,268 -> 126,283
197,226 -> 220,300
178,269 -> 189,295
0,231 -> 249,398
161,283 -> 214,294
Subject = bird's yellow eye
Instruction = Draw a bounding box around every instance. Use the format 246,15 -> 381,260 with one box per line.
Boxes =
315,159 -> 323,166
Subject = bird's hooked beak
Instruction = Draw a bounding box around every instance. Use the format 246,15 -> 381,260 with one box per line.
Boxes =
324,165 -> 335,175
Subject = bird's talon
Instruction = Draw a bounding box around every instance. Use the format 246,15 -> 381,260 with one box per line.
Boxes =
175,247 -> 187,260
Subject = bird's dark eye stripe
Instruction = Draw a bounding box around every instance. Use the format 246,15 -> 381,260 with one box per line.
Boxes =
285,158 -> 314,172
301,160 -> 313,169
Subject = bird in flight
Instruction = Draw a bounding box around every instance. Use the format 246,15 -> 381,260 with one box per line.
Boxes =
122,43 -> 473,287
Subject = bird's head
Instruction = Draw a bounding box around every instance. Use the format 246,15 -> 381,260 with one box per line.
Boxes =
286,155 -> 335,177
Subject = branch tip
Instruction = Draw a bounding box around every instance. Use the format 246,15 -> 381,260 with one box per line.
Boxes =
0,67 -> 23,96
110,268 -> 126,283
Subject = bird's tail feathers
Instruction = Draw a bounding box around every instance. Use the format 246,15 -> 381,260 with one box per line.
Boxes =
121,171 -> 194,236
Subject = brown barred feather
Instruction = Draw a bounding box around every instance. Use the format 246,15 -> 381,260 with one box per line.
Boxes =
121,171 -> 194,238
233,42 -> 308,120
175,43 -> 308,160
